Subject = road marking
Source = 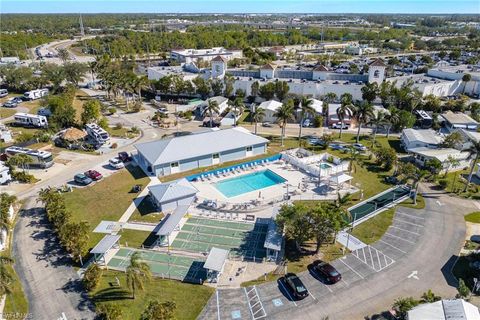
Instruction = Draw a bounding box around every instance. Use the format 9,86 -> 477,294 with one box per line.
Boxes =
396,211 -> 425,220
385,232 -> 416,244
308,290 -> 317,301
394,217 -> 424,227
408,270 -> 419,280
278,280 -> 297,307
436,200 -> 443,206
340,257 -> 364,279
378,239 -> 408,254
216,290 -> 221,320
322,282 -> 333,293
390,225 -> 421,235
341,278 -> 349,286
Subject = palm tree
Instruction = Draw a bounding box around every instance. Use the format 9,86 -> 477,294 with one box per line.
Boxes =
204,99 -> 219,128
126,252 -> 151,299
6,154 -> 33,173
369,111 -> 387,146
229,97 -> 244,127
464,141 -> 480,192
413,169 -> 429,205
336,102 -> 354,139
462,74 -> 472,94
0,256 -> 14,296
297,97 -> 316,146
353,101 -> 374,143
133,76 -> 149,102
251,105 -> 265,135
444,155 -> 460,178
273,100 -> 295,147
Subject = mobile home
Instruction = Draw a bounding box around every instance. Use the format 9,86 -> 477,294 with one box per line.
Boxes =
23,89 -> 49,101
14,113 -> 48,128
5,146 -> 54,169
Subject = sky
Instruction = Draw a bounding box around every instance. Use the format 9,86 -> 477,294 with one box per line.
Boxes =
1,0 -> 479,14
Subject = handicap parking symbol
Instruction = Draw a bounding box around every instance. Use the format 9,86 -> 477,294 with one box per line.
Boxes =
231,310 -> 241,319
272,298 -> 283,307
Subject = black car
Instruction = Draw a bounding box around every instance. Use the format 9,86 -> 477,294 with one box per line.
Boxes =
284,273 -> 309,300
313,260 -> 342,284
117,152 -> 132,163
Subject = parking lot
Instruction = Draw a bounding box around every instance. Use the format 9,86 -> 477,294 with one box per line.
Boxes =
199,206 -> 427,320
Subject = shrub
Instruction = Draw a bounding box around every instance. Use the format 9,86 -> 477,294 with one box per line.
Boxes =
82,263 -> 102,291
108,107 -> 117,115
130,126 -> 139,134
12,171 -> 35,183
96,303 -> 123,320
438,179 -> 448,189
114,123 -> 123,130
110,143 -> 118,149
313,115 -> 323,128
15,132 -> 34,143
457,278 -> 470,298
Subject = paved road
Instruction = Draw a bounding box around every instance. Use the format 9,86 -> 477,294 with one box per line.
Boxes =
12,198 -> 94,320
199,186 -> 475,320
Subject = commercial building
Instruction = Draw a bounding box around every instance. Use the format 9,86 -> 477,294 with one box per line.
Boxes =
407,299 -> 480,320
134,127 -> 269,177
170,47 -> 242,63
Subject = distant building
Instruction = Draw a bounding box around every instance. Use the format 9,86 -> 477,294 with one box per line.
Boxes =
170,47 -> 242,63
345,44 -> 378,56
0,57 -> 20,65
327,104 -> 352,127
407,299 -> 480,320
258,100 -> 284,123
409,147 -> 470,171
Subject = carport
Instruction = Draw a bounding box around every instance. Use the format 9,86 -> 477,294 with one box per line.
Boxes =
264,219 -> 283,262
155,205 -> 190,247
328,172 -> 353,190
204,247 -> 229,283
90,234 -> 121,266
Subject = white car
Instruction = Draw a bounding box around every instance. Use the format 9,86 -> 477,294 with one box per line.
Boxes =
331,122 -> 349,129
109,157 -> 125,169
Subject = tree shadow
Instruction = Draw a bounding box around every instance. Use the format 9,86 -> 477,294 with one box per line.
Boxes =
91,287 -> 132,303
441,254 -> 461,288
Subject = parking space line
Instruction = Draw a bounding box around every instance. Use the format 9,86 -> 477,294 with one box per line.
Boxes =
362,247 -> 367,263
308,290 -> 317,301
322,282 -> 333,293
368,246 -> 375,269
278,280 -> 298,307
216,290 -> 221,320
390,225 -> 420,235
385,232 -> 416,244
396,211 -> 425,220
394,217 -> 424,227
340,258 -> 364,279
378,239 -> 407,254
341,278 -> 349,286
376,249 -> 382,270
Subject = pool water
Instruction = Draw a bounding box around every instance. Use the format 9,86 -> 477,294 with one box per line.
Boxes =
319,162 -> 332,169
214,169 -> 286,198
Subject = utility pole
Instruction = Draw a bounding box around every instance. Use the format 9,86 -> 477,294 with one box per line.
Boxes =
79,14 -> 85,37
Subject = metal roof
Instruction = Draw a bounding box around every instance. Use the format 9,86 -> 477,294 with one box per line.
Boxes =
90,235 -> 121,254
155,204 -> 190,236
264,219 -> 283,251
329,173 -> 353,184
442,111 -> 479,125
135,127 -> 269,166
149,178 -> 198,204
408,299 -> 480,320
409,147 -> 470,162
204,247 -> 229,272
402,128 -> 444,146
259,100 -> 283,112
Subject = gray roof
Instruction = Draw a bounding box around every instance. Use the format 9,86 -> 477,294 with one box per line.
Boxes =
155,205 -> 190,236
204,247 -> 229,272
442,111 -> 479,126
402,128 -> 444,145
408,299 -> 480,320
149,178 -> 198,204
90,234 -> 121,254
135,128 -> 269,166
264,219 -> 283,251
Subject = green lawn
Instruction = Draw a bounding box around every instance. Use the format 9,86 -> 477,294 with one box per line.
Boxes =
117,229 -> 157,248
63,165 -> 150,250
128,196 -> 164,224
439,167 -> 480,199
334,132 -> 405,154
465,212 -> 480,223
0,108 -> 16,119
91,270 -> 214,320
106,126 -> 139,139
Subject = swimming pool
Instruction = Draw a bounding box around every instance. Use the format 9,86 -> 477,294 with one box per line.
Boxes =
214,169 -> 286,198
319,162 -> 332,169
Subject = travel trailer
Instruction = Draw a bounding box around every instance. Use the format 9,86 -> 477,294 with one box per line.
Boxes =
5,146 -> 54,168
23,88 -> 49,101
14,113 -> 48,128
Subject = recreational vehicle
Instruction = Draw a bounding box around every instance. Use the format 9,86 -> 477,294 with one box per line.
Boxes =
14,113 -> 48,128
5,146 -> 54,169
0,164 -> 11,185
23,89 -> 49,101
85,123 -> 110,145
0,89 -> 8,98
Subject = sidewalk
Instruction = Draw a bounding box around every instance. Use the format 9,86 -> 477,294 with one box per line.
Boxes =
336,231 -> 367,251
118,176 -> 160,223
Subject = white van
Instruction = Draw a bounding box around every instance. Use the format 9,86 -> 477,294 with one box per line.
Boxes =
0,89 -> 8,98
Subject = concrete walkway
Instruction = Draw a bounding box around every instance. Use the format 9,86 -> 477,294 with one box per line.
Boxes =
118,177 -> 160,223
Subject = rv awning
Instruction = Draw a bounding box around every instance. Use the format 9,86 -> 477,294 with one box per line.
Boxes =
90,234 -> 121,254
155,205 -> 189,236
329,173 -> 353,184
204,247 -> 229,272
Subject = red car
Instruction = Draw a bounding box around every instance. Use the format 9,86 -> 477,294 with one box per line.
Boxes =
313,260 -> 342,284
84,170 -> 103,181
